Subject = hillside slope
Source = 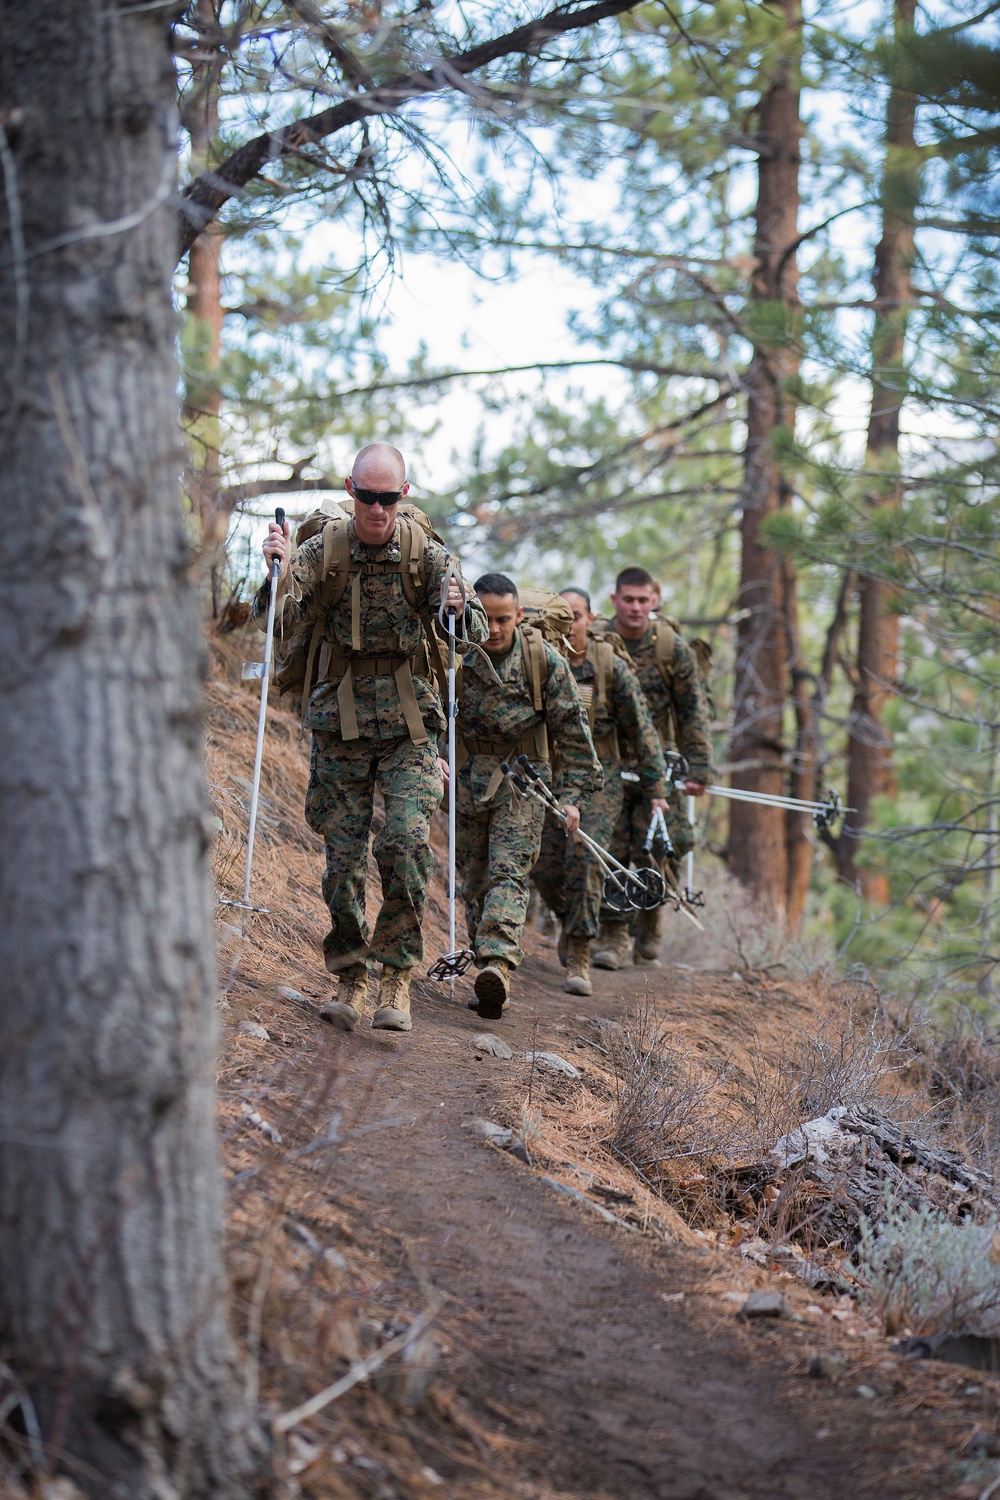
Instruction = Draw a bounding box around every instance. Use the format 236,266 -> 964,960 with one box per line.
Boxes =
208,651 -> 995,1499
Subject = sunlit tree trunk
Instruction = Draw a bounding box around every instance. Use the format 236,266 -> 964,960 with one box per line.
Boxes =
727,0 -> 802,924
837,0 -> 918,902
0,4 -> 257,1492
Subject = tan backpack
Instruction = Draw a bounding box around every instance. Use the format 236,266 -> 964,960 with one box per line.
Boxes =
272,499 -> 447,743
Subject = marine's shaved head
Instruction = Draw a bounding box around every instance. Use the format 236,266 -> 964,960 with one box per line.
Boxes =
352,442 -> 406,489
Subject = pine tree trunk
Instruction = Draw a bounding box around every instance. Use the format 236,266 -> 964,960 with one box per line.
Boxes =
837,0 -> 917,900
182,0 -> 227,613
727,0 -> 802,923
784,557 -> 819,935
0,6 -> 258,1494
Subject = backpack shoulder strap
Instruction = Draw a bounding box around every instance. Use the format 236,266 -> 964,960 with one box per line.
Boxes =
594,639 -> 615,713
397,516 -> 425,609
653,618 -> 675,686
321,514 -> 353,606
520,625 -> 548,713
296,517 -> 352,722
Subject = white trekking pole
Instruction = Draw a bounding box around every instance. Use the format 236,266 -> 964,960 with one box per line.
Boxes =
686,793 -> 696,902
428,565 -> 475,991
220,505 -> 285,924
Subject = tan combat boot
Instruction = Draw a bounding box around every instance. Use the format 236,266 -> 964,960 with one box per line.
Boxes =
564,934 -> 593,996
634,904 -> 664,966
320,963 -> 370,1030
474,959 -> 511,1021
592,921 -> 630,971
372,966 -> 413,1032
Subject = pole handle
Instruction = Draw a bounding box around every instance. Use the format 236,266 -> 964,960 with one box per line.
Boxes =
271,507 -> 286,581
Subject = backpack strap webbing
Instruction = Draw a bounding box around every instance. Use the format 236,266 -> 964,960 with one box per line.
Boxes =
653,618 -> 676,686
590,639 -> 619,761
521,625 -> 549,713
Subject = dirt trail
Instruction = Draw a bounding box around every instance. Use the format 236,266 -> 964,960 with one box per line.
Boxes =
209,667 -> 975,1497
317,948 -> 951,1499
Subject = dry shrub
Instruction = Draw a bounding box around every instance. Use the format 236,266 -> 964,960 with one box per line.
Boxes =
729,985 -> 911,1158
606,1000 -> 727,1195
920,1016 -> 1000,1179
856,1192 -> 1000,1337
659,857 -> 833,977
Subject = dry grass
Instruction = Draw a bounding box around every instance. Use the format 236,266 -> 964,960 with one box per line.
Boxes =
606,1001 -> 728,1182
204,637 -> 552,1499
918,1015 -> 1000,1180
728,984 -> 914,1158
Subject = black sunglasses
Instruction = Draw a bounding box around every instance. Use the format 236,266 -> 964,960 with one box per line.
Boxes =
352,487 -> 403,506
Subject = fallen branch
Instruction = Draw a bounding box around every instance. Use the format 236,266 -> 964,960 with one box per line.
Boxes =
273,1301 -> 441,1436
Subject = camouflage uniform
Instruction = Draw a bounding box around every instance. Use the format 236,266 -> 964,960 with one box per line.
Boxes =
604,622 -> 715,914
252,520 -> 487,973
533,645 -> 664,938
457,633 -> 601,969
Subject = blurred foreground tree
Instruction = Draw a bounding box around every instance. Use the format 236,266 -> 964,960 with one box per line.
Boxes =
0,3 -> 259,1493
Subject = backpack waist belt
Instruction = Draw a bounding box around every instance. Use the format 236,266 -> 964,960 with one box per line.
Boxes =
461,725 -> 549,805
314,641 -> 428,747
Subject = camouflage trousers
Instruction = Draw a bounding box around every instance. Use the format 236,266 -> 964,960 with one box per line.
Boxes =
456,766 -> 547,970
532,766 -> 623,939
305,732 -> 443,973
600,776 -> 691,928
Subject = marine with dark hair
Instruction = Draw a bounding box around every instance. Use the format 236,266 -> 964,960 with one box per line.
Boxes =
455,574 -> 601,1018
592,566 -> 715,970
531,588 -> 665,994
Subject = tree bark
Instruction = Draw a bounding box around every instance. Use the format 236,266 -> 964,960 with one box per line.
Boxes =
784,558 -> 818,934
837,0 -> 918,901
0,6 -> 258,1494
182,0 -> 227,608
727,0 -> 802,923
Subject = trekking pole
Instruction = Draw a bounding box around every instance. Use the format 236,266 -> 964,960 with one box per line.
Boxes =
664,752 -> 849,833
505,757 -> 681,919
220,506 -> 285,922
428,565 -> 475,988
636,805 -> 705,929
686,793 -> 696,904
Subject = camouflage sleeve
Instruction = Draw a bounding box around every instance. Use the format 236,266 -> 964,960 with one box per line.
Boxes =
612,657 -> 666,799
544,646 -> 603,802
422,540 -> 488,646
249,533 -> 325,634
672,637 -> 715,782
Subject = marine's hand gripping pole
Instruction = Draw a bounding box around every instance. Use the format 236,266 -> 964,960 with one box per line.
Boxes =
428,563 -> 476,985
220,506 -> 286,921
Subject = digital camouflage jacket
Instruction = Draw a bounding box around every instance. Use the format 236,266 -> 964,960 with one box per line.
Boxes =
251,519 -> 487,742
622,623 -> 715,784
457,630 -> 602,807
571,646 -> 666,800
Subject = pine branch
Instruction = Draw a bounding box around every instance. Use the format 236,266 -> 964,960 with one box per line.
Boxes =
177,0 -> 644,261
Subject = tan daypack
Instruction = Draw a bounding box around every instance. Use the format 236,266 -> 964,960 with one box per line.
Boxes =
272,498 -> 447,744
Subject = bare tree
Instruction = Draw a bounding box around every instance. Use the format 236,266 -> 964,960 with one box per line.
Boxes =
0,4 -> 257,1493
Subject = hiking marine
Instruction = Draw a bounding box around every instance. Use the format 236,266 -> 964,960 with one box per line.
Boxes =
455,574 -> 602,1021
593,566 -> 715,972
531,587 -> 666,996
254,443 -> 487,1034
